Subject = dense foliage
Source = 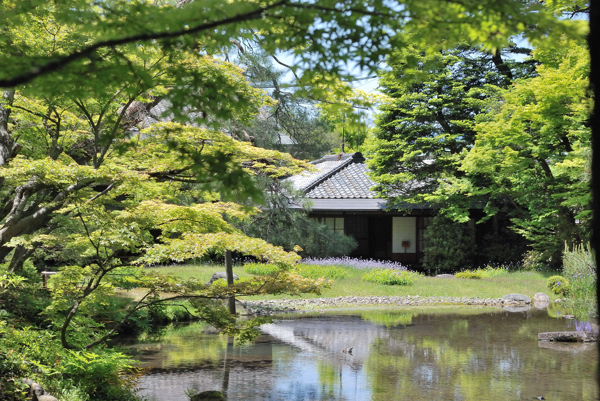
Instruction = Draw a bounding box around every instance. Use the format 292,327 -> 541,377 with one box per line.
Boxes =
244,262 -> 348,280
369,33 -> 591,269
422,215 -> 476,273
0,0 -> 589,399
547,275 -> 571,296
455,272 -> 483,280
367,43 -> 526,203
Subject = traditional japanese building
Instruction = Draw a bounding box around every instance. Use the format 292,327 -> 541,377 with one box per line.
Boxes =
288,152 -> 434,266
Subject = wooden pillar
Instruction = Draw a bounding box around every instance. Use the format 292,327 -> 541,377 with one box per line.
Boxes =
225,250 -> 236,315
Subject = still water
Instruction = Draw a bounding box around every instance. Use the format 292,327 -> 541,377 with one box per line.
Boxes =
129,307 -> 598,401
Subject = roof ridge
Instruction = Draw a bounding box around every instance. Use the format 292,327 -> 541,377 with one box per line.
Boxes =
301,153 -> 363,193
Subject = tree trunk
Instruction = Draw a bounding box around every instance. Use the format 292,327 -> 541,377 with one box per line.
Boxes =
225,250 -> 236,315
61,300 -> 79,349
491,49 -> 514,83
0,90 -> 21,167
8,245 -> 34,273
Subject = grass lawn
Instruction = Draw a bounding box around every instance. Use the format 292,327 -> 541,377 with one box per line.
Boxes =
148,264 -> 558,301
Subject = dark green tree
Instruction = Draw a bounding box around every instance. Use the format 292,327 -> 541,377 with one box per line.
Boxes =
239,177 -> 357,258
367,43 -> 530,207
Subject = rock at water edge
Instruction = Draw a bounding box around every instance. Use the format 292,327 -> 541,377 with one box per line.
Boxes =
538,331 -> 597,342
502,293 -> 532,304
533,292 -> 550,309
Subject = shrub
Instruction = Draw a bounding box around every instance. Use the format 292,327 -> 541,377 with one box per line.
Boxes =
244,263 -> 280,276
455,271 -> 483,279
294,264 -> 348,279
0,271 -> 49,323
362,269 -> 419,285
476,226 -> 528,266
562,244 -> 596,320
423,215 -> 475,274
522,250 -> 553,271
0,323 -> 139,401
472,265 -> 509,278
547,275 -> 571,296
302,256 -> 407,271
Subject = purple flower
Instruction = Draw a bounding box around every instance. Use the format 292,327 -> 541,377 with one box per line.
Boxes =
574,320 -> 598,334
301,256 -> 407,271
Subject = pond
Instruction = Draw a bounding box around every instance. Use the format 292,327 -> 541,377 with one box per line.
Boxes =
128,307 -> 598,401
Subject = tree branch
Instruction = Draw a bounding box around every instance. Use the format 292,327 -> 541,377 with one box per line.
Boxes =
0,1 -> 288,88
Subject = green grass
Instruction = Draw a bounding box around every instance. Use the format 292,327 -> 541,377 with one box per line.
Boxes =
147,264 -> 254,282
148,264 -> 558,302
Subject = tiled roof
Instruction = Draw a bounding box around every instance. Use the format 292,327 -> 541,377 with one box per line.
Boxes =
287,154 -> 354,192
307,162 -> 375,199
287,152 -> 435,212
289,152 -> 377,199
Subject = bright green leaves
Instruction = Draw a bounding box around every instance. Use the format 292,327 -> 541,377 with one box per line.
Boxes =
315,77 -> 385,152
138,232 -> 301,267
0,155 -> 134,189
122,200 -> 252,237
164,55 -> 273,128
0,0 -> 579,92
120,122 -> 310,202
369,30 -> 591,267
459,37 -> 591,264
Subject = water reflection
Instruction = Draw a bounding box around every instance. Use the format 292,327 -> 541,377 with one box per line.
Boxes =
130,308 -> 598,401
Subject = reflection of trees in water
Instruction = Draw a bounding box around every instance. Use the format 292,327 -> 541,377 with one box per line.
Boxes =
134,312 -> 598,401
365,312 -> 598,401
360,311 -> 415,327
221,336 -> 234,395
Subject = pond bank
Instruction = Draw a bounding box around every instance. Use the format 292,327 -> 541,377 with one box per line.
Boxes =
241,295 -> 529,315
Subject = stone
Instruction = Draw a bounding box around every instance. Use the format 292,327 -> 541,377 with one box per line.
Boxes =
37,396 -> 59,401
502,293 -> 531,304
208,272 -> 239,285
435,274 -> 455,278
191,390 -> 226,401
538,331 -> 597,342
533,292 -> 550,309
30,383 -> 45,398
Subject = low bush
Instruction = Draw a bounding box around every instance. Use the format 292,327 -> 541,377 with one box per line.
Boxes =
562,244 -> 596,319
547,275 -> 571,296
423,215 -> 475,274
0,323 -> 139,401
294,264 -> 348,280
455,272 -> 483,279
472,264 -> 510,278
244,263 -> 280,276
362,269 -> 419,285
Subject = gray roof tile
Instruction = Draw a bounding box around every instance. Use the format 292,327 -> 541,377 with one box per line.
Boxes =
289,152 -> 377,199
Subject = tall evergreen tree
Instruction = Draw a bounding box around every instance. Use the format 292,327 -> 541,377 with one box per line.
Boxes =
367,43 -> 530,207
